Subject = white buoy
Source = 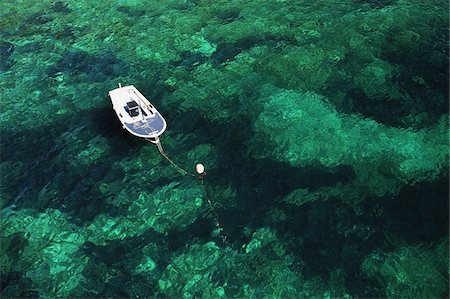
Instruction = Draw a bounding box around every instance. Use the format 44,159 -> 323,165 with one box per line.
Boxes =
195,163 -> 205,174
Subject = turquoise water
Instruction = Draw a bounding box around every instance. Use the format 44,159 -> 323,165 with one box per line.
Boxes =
1,0 -> 448,297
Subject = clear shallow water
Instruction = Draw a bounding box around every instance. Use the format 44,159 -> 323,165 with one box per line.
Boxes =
0,0 -> 448,297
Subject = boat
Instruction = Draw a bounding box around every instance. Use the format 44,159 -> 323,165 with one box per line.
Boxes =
109,83 -> 198,177
109,83 -> 167,144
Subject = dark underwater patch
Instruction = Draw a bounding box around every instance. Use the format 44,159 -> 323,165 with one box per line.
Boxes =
52,1 -> 71,14
211,35 -> 297,65
344,88 -> 411,127
0,106 -> 137,225
211,42 -> 245,64
54,26 -> 77,41
0,272 -> 37,298
76,230 -> 169,297
18,41 -> 44,53
353,0 -> 395,8
216,9 -> 241,24
340,25 -> 449,128
24,12 -> 53,25
383,176 -> 449,245
117,6 -> 146,17
13,12 -> 54,38
0,41 -> 15,72
381,27 -> 449,123
48,50 -> 128,82
170,34 -> 297,69
172,51 -> 208,69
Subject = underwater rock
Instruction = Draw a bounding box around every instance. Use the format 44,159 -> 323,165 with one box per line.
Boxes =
211,35 -> 296,65
354,0 -> 395,8
17,41 -> 44,53
85,214 -> 135,245
362,240 -> 448,298
76,136 -> 110,168
158,242 -> 232,298
212,42 -> 246,64
353,59 -> 396,99
215,10 -> 241,24
117,6 -> 146,17
172,51 -> 208,69
129,180 -> 204,234
1,209 -> 88,297
0,41 -> 15,72
48,50 -> 127,82
24,12 -> 53,25
249,89 -> 449,204
85,179 -> 204,245
244,227 -> 277,254
52,1 -> 71,14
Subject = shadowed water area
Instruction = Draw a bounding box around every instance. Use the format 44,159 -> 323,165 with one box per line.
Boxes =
0,0 -> 448,298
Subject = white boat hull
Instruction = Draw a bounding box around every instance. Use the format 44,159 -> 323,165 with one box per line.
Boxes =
109,85 -> 167,140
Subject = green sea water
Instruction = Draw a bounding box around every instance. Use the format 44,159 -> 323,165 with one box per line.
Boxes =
0,0 -> 448,298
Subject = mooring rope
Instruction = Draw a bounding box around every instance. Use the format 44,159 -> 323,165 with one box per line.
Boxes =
151,137 -> 228,245
200,178 -> 229,245
152,138 -> 195,177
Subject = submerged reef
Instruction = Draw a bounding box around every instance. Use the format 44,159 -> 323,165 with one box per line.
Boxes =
0,0 -> 448,297
362,239 -> 448,298
249,89 -> 448,205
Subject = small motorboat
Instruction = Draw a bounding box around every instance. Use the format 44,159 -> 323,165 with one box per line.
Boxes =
109,83 -> 199,177
109,84 -> 167,143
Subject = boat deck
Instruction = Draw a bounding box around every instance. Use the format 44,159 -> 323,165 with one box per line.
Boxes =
123,112 -> 166,137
